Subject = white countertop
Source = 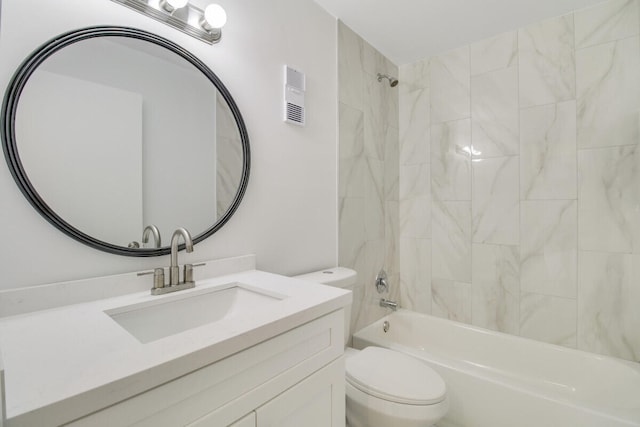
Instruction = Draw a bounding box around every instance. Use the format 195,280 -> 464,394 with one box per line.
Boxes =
0,268 -> 351,426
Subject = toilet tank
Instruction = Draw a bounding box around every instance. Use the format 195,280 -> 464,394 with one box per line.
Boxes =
293,267 -> 356,346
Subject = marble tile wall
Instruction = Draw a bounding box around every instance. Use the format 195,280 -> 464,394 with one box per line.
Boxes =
398,0 -> 640,362
338,22 -> 400,336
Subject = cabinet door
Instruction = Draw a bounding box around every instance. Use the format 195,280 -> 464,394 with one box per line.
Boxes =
229,412 -> 255,427
256,358 -> 345,427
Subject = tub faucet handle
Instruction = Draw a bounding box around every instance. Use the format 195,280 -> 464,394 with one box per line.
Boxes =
375,269 -> 388,293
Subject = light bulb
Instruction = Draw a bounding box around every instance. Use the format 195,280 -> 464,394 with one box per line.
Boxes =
202,4 -> 227,30
161,0 -> 189,12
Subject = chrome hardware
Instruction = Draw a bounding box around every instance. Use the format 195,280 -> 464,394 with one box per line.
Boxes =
376,73 -> 399,87
380,298 -> 398,311
169,227 -> 194,286
375,269 -> 388,293
151,280 -> 195,295
183,262 -> 206,283
184,264 -> 194,283
137,267 -> 166,289
383,320 -> 390,333
142,224 -> 162,248
128,241 -> 140,248
111,0 -> 224,45
138,227 -> 196,295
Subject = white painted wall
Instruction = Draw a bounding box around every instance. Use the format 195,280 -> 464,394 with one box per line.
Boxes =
0,0 -> 338,289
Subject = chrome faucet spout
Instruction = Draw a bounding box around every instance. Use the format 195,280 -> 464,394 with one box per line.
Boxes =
170,227 -> 193,286
380,298 -> 398,311
142,224 -> 162,248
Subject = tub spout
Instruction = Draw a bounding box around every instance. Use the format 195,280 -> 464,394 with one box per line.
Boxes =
380,298 -> 398,311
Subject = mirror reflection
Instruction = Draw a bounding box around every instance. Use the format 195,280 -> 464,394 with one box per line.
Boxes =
11,33 -> 245,251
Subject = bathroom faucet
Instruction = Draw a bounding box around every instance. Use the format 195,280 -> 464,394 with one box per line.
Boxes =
170,227 -> 193,286
142,224 -> 162,248
139,227 -> 198,295
380,298 -> 398,311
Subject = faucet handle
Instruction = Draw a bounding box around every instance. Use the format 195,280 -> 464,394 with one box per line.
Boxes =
375,269 -> 389,293
138,268 -> 166,289
183,263 -> 206,284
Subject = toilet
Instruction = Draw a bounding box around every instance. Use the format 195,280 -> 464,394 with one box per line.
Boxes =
294,268 -> 448,427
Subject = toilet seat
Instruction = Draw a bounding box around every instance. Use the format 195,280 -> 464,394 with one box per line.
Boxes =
346,347 -> 446,405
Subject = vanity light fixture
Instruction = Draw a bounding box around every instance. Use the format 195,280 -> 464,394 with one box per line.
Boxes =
200,3 -> 227,38
159,0 -> 188,13
110,0 -> 227,44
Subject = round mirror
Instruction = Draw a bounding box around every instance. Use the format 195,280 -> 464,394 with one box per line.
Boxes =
1,27 -> 250,256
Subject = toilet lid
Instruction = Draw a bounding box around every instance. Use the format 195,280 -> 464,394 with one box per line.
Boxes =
346,347 -> 446,405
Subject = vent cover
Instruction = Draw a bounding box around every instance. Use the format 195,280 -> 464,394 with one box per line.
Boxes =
284,65 -> 305,126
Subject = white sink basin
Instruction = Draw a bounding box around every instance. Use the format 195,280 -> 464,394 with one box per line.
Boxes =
106,283 -> 285,343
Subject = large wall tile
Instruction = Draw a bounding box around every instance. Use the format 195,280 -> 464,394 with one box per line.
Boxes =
472,244 -> 520,334
385,126 -> 400,201
470,31 -> 518,76
520,293 -> 577,348
432,200 -> 472,282
399,238 -> 432,314
399,82 -> 430,166
364,77 -> 386,160
383,70 -> 400,131
518,14 -> 575,107
432,279 -> 472,322
339,157 -> 366,198
578,145 -> 640,253
431,119 -> 472,201
399,196 -> 431,239
339,197 -> 366,268
521,200 -> 577,298
576,36 -> 640,148
385,200 -> 400,275
578,251 -> 640,361
472,156 -> 520,245
365,157 -> 385,240
430,45 -> 470,123
574,0 -> 640,48
399,163 -> 430,199
338,21 -> 364,108
520,101 -> 577,200
471,66 -> 519,157
364,39 -> 395,82
339,102 -> 364,159
400,58 -> 430,87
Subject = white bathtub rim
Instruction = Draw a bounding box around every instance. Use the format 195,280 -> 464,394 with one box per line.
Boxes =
365,309 -> 640,370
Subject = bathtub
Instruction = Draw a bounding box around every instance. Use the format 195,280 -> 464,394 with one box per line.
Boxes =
352,309 -> 640,427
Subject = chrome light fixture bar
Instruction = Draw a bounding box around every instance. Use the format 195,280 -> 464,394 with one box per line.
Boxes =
111,0 -> 226,44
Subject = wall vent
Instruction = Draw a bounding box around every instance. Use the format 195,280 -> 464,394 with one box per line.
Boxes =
284,65 -> 305,126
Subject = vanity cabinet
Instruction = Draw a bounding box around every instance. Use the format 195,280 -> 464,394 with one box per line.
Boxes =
254,358 -> 344,427
228,413 -> 255,427
64,310 -> 344,427
198,358 -> 343,427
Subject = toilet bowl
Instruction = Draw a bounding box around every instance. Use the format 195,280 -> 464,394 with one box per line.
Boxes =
294,268 -> 448,427
345,346 -> 448,427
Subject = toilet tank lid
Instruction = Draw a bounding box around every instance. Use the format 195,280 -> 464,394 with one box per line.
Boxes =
293,267 -> 357,288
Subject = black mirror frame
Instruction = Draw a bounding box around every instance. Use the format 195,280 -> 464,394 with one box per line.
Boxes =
1,26 -> 250,256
